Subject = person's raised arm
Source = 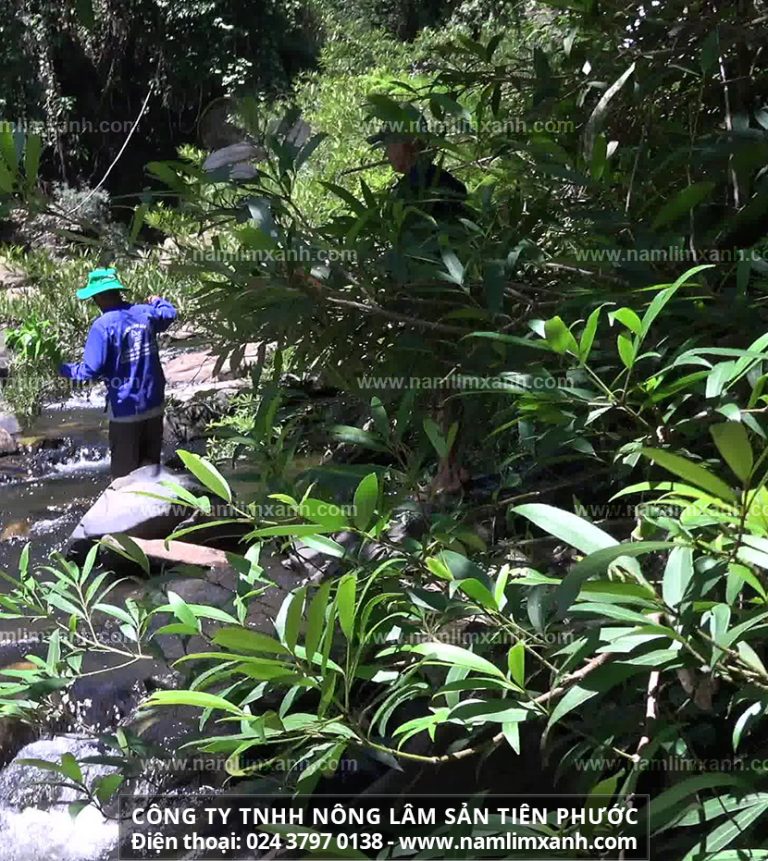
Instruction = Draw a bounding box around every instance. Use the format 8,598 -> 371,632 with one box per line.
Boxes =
145,295 -> 177,333
59,322 -> 108,381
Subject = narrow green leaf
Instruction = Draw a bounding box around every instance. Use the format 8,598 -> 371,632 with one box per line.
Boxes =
337,574 -> 356,641
146,690 -> 243,715
407,642 -> 505,679
353,473 -> 378,531
177,450 -> 232,502
711,423 -> 753,484
640,448 -> 736,503
508,642 -> 525,687
662,546 -> 694,609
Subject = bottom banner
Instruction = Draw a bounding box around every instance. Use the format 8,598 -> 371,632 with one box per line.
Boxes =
118,793 -> 651,860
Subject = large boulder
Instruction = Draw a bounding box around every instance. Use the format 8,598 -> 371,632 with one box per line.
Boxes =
0,330 -> 11,379
0,411 -> 20,435
0,428 -> 18,456
65,464 -> 206,561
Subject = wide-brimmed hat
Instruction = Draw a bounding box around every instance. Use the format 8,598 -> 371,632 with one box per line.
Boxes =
76,267 -> 125,300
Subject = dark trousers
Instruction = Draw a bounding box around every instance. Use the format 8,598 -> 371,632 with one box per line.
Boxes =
108,413 -> 164,479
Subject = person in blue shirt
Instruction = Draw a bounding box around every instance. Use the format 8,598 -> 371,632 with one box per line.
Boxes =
59,267 -> 177,478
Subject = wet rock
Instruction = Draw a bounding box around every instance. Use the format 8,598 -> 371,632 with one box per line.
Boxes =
0,522 -> 29,543
0,717 -> 36,768
29,514 -> 72,538
166,324 -> 200,342
65,464 -> 206,562
0,428 -> 18,456
0,331 -> 10,379
57,677 -> 148,734
161,344 -> 261,400
163,391 -> 231,451
126,537 -> 232,571
0,412 -> 20,436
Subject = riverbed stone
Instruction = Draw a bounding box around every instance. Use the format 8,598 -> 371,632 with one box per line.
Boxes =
0,331 -> 10,379
65,464 -> 207,562
0,428 -> 18,456
161,344 -> 262,397
0,411 -> 19,435
0,718 -> 36,768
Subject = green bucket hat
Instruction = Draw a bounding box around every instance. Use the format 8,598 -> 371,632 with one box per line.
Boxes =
77,267 -> 125,300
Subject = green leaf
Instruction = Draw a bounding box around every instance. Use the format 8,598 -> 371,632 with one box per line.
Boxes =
640,448 -> 737,503
652,181 -> 715,230
100,533 -> 149,574
617,331 -> 636,369
441,250 -> 465,285
318,181 -> 366,215
646,773 -> 749,832
733,702 -> 763,751
610,307 -> 643,334
543,316 -> 579,355
336,574 -> 356,641
167,591 -> 200,631
583,63 -> 635,160
579,306 -> 603,362
590,132 -> 607,180
177,450 -> 231,502
423,417 -> 449,458
284,587 -> 306,653
146,690 -> 243,715
353,473 -> 378,531
508,642 -> 525,687
547,663 -> 640,729
330,425 -> 387,452
641,265 -> 714,337
709,603 -> 732,662
68,801 -> 89,819
23,134 -> 42,191
512,503 -> 618,554
662,546 -> 694,609
16,758 -> 64,774
93,773 -> 124,803
711,423 -> 753,484
60,753 -> 83,784
212,627 -> 290,655
248,524 -> 336,538
407,642 -> 505,679
305,581 -> 332,660
448,700 -> 529,723
680,801 -> 768,860
556,542 -> 673,615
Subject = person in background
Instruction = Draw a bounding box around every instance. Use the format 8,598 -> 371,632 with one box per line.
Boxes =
369,116 -> 467,219
59,267 -> 176,479
369,115 -> 470,495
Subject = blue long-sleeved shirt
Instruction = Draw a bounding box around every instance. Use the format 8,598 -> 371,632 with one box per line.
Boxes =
60,298 -> 176,421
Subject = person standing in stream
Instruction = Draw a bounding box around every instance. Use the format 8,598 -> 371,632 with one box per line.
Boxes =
59,267 -> 177,479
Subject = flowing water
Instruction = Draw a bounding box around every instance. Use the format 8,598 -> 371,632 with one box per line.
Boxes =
0,397 -> 111,573
0,348 -> 263,860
